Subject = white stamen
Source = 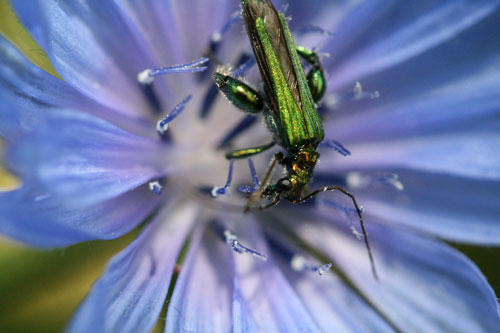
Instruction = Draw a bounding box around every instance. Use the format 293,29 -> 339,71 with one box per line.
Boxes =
34,194 -> 51,202
156,121 -> 169,135
137,69 -> 153,84
211,186 -> 222,198
315,263 -> 333,276
224,230 -> 267,261
347,172 -> 404,191
291,255 -> 308,271
291,255 -> 332,276
149,180 -> 163,195
388,176 -> 404,191
346,172 -> 370,189
323,93 -> 342,110
353,81 -> 363,100
211,32 -> 222,43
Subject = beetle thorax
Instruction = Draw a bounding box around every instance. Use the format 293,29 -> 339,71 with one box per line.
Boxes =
285,149 -> 319,201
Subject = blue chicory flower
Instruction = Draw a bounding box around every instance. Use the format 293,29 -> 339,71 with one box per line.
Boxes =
1,0 -> 500,332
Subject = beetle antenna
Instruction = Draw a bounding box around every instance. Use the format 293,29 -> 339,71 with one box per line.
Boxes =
297,186 -> 378,280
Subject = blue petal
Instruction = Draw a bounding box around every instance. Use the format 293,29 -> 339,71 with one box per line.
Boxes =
0,34 -> 155,140
114,0 -> 234,104
287,0 -> 359,51
230,217 -> 320,332
113,0 -> 203,64
322,6 -> 500,155
270,0 -> 357,36
113,0 -> 188,103
327,0 -> 500,89
0,183 -> 159,247
277,259 -> 395,332
10,0 -> 156,115
4,109 -> 168,207
231,267 -> 258,333
168,0 -> 235,59
351,171 -> 500,245
284,211 -> 500,332
319,130 -> 500,181
330,8 -> 500,114
69,202 -> 199,333
0,34 -> 92,140
165,225 -> 233,332
325,55 -> 500,143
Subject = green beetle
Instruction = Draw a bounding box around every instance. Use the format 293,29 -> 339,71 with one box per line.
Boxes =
214,0 -> 377,277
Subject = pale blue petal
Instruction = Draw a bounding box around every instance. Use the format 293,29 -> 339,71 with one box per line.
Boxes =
0,34 -> 94,140
288,0 -> 355,24
69,202 -> 199,333
11,0 -> 155,115
0,34 -> 155,140
231,267 -> 258,333
284,212 -> 500,332
0,183 -> 159,247
319,130 -> 500,181
327,0 -> 500,89
277,261 -> 395,332
288,0 -> 360,52
114,0 -> 209,64
231,217 -> 320,332
351,171 -> 500,245
169,0 -> 235,59
325,54 -> 500,143
5,109 -> 168,208
329,8 -> 500,114
112,0 -> 212,103
165,225 -> 232,333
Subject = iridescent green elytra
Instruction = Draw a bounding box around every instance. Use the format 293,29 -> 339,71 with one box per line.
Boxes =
215,0 -> 327,203
214,0 -> 378,278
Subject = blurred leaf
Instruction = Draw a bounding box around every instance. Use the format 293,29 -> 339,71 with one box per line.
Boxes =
0,0 -> 59,78
452,243 -> 500,295
0,0 -> 58,191
0,165 -> 19,191
0,141 -> 20,191
0,233 -> 138,332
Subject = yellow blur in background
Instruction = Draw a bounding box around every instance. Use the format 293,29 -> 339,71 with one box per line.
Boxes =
0,158 -> 19,191
0,0 -> 55,191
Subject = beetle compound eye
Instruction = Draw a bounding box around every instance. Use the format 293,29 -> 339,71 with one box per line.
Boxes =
277,178 -> 292,191
213,72 -> 229,87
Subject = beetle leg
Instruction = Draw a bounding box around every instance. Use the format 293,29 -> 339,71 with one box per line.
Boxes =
214,72 -> 264,114
244,152 -> 283,212
225,142 -> 275,159
296,45 -> 326,102
258,195 -> 281,210
202,53 -> 256,119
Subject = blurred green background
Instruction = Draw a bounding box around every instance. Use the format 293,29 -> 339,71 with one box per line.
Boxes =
0,0 -> 498,331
